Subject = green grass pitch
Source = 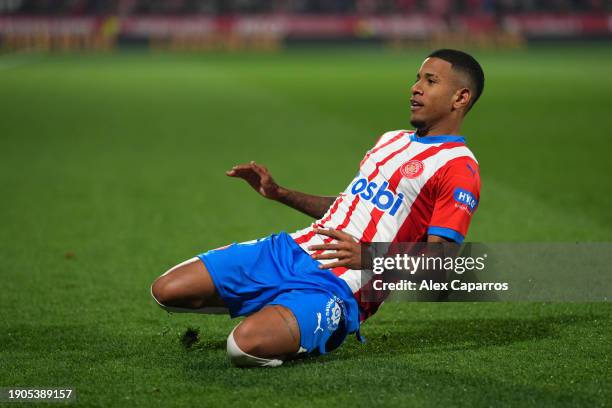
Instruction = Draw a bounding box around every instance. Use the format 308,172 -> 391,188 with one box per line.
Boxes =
1,46 -> 611,407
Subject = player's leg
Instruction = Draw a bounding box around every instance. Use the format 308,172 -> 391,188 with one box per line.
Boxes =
227,305 -> 301,367
150,257 -> 227,313
226,290 -> 353,368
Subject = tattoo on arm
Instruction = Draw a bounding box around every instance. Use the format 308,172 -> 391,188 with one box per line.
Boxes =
276,187 -> 336,219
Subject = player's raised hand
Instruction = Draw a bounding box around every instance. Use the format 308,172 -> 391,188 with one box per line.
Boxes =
308,228 -> 365,270
226,161 -> 282,200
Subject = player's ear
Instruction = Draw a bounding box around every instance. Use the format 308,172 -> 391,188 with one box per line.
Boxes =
452,87 -> 471,112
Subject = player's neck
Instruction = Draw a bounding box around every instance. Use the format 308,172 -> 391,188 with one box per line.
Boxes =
416,120 -> 461,137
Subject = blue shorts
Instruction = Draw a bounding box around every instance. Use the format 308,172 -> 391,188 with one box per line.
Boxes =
197,232 -> 363,355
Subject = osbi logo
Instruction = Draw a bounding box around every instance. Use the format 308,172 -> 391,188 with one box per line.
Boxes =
350,178 -> 404,216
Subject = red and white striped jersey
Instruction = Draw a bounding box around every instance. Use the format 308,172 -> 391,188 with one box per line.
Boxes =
290,129 -> 481,321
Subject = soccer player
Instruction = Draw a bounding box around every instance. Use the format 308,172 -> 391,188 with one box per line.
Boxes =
151,49 -> 484,367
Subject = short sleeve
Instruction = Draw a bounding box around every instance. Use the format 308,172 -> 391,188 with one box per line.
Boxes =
428,157 -> 481,243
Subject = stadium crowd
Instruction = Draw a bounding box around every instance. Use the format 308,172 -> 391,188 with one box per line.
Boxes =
2,0 -> 611,15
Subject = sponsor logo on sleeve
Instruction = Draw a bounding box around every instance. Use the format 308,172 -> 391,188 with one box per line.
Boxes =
453,188 -> 478,214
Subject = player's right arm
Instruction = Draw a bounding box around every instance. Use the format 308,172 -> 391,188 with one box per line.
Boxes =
226,161 -> 336,219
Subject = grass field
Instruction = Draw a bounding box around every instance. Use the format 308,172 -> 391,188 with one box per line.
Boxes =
1,46 -> 611,407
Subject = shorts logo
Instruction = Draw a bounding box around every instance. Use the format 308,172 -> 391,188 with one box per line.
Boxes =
313,312 -> 324,334
325,297 -> 343,331
400,160 -> 424,179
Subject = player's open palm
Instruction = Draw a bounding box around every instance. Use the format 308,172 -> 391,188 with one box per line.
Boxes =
226,161 -> 281,200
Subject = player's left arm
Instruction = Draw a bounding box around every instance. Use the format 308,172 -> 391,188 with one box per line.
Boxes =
427,157 -> 481,244
427,235 -> 451,243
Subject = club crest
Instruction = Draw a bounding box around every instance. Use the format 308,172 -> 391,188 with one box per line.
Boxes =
400,160 -> 424,178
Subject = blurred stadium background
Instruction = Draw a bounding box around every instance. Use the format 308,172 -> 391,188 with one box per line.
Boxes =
1,1 -> 611,407
1,0 -> 612,51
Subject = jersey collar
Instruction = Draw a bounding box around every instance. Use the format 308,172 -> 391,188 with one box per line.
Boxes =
409,133 -> 465,144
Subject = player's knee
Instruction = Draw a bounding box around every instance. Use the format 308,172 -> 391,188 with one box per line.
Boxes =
231,319 -> 263,357
151,274 -> 210,310
150,275 -> 177,308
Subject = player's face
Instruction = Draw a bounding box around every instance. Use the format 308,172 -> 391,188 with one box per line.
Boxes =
410,57 -> 459,130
